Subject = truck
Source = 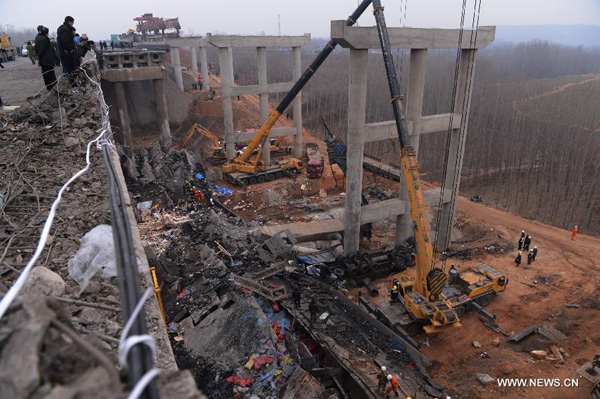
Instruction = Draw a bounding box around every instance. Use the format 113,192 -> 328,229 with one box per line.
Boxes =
1,33 -> 18,63
305,143 -> 324,178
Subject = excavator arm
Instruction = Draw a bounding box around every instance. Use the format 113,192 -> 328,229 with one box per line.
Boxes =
222,0 -> 374,175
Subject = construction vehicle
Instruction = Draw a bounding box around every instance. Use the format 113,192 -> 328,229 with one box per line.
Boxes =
222,0 -> 373,186
369,0 -> 507,334
0,33 -> 18,63
305,143 -> 324,178
180,123 -> 226,164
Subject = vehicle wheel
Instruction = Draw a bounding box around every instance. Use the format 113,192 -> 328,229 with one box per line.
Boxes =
275,172 -> 284,179
405,323 -> 422,337
258,175 -> 266,183
476,294 -> 493,308
249,177 -> 258,185
333,268 -> 345,279
266,174 -> 275,181
240,178 -> 248,186
454,305 -> 466,317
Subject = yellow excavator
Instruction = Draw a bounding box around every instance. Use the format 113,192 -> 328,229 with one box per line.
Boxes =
372,0 -> 507,334
221,0 -> 375,186
180,123 -> 226,164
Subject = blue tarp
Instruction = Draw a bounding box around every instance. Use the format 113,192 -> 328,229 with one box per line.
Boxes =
213,185 -> 233,197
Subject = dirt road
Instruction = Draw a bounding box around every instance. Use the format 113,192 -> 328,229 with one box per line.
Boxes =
0,56 -> 50,106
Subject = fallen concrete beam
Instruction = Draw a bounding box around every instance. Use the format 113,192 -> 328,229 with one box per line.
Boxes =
259,199 -> 406,242
207,33 -> 311,48
331,21 -> 496,50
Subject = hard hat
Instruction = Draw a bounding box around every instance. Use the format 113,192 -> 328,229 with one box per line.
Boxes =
447,396 -> 452,399
381,366 -> 387,372
575,225 -> 578,228
519,251 -> 522,254
387,374 -> 393,380
522,230 -> 525,233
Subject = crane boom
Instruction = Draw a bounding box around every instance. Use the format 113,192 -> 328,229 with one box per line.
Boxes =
371,0 -> 459,332
223,0 -> 374,174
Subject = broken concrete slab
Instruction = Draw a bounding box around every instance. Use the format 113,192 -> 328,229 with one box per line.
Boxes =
477,373 -> 496,385
508,324 -> 567,344
21,266 -> 66,297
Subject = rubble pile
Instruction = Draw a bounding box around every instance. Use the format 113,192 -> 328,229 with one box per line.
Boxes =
0,59 -> 203,398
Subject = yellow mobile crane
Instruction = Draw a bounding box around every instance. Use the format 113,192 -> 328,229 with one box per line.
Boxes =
372,0 -> 507,334
222,0 -> 374,186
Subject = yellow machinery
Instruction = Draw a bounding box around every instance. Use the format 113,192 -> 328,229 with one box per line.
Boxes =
222,112 -> 304,186
180,123 -> 226,164
1,33 -> 18,62
372,0 -> 508,334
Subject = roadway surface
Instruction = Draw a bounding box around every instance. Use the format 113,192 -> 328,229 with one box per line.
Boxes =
0,55 -> 51,106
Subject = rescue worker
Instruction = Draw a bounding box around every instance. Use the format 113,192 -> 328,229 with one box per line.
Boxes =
385,374 -> 400,398
377,366 -> 388,392
518,234 -> 525,250
390,280 -> 399,303
515,251 -> 522,267
527,249 -> 533,265
523,235 -> 532,251
532,246 -> 538,261
571,226 -> 579,241
308,299 -> 319,322
292,289 -> 301,308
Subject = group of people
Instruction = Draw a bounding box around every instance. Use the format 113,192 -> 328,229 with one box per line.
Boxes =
97,40 -> 132,51
515,230 -> 538,266
291,289 -> 320,322
26,16 -> 96,91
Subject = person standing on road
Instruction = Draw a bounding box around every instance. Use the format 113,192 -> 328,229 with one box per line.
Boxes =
50,38 -> 61,66
571,226 -> 579,241
532,246 -> 538,261
57,16 -> 76,76
35,27 -> 57,90
26,41 -> 36,65
523,235 -> 532,251
515,251 -> 522,267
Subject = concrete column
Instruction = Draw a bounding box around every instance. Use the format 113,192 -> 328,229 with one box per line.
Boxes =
170,46 -> 183,90
191,46 -> 198,75
437,49 -> 477,250
343,49 -> 369,255
153,78 -> 172,150
257,47 -> 270,165
200,46 -> 210,91
395,49 -> 427,247
219,47 -> 235,159
292,46 -> 303,158
114,81 -> 133,157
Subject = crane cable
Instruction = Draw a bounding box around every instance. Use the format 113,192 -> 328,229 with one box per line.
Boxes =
436,0 -> 483,264
433,0 -> 469,256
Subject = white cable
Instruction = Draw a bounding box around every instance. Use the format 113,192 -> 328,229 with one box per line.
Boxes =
118,288 -> 155,366
0,128 -> 107,320
118,288 -> 160,399
127,369 -> 160,399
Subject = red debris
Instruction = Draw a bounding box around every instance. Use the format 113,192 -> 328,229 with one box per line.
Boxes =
226,376 -> 253,388
272,302 -> 280,313
253,357 -> 273,371
177,288 -> 188,299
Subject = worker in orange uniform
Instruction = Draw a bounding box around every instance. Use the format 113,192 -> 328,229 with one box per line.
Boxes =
571,226 -> 579,241
385,374 -> 400,398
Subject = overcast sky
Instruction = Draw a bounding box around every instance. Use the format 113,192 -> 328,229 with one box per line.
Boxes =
1,0 -> 599,40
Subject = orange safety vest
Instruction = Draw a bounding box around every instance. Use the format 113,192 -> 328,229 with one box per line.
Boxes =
390,375 -> 399,389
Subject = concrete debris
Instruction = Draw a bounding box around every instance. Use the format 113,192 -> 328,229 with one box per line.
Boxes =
530,350 -> 548,359
508,324 -> 567,346
21,266 -> 66,297
473,341 -> 482,348
476,373 -> 496,385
